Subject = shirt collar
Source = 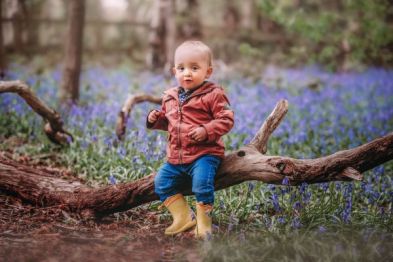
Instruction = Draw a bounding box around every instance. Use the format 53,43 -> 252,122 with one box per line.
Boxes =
178,81 -> 207,95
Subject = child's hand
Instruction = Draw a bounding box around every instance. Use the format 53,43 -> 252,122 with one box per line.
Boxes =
188,127 -> 207,142
148,110 -> 161,123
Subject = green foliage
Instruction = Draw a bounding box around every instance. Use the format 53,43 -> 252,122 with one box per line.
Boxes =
257,0 -> 393,69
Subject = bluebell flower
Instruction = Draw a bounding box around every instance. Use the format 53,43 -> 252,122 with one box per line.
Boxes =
302,192 -> 312,203
318,226 -> 327,233
271,193 -> 281,212
247,182 -> 256,192
117,146 -> 127,159
299,182 -> 308,194
291,217 -> 302,229
293,201 -> 302,210
219,200 -> 225,209
320,183 -> 329,192
277,216 -> 286,224
282,176 -> 290,186
109,175 -> 117,185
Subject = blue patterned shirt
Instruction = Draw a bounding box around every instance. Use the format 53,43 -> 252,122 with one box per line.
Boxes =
178,81 -> 206,105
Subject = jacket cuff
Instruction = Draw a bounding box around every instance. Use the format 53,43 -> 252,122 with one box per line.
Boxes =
201,123 -> 216,142
146,109 -> 158,129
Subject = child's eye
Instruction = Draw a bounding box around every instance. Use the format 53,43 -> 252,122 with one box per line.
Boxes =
192,66 -> 199,71
177,67 -> 184,71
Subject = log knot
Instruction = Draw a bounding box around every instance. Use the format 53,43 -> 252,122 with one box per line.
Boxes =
237,150 -> 246,157
272,159 -> 296,177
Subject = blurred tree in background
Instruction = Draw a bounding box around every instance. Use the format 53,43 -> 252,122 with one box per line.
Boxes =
1,0 -> 392,72
59,0 -> 85,104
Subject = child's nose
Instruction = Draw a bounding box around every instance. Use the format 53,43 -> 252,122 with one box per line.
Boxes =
184,68 -> 191,76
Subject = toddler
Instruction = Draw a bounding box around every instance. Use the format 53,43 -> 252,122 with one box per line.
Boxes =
147,40 -> 234,239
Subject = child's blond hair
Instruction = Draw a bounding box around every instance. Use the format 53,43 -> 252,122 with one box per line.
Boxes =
175,40 -> 213,66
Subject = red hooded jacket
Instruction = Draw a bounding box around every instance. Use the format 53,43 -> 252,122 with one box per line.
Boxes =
147,81 -> 234,164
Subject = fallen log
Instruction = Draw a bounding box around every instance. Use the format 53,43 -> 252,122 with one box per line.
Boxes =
1,99 -> 392,218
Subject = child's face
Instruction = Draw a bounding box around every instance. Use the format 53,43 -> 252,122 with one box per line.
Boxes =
173,47 -> 212,91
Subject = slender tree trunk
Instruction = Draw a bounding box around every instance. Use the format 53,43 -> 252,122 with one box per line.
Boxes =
59,0 -> 85,105
24,0 -> 41,51
177,0 -> 202,41
0,0 -> 5,78
241,0 -> 254,31
147,0 -> 176,72
223,0 -> 239,33
164,0 -> 176,73
10,0 -> 24,52
147,0 -> 165,70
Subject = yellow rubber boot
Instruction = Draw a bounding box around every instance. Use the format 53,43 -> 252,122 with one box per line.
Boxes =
194,202 -> 213,240
164,194 -> 196,235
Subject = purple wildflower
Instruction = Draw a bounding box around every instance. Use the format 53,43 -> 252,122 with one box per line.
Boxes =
109,175 -> 117,185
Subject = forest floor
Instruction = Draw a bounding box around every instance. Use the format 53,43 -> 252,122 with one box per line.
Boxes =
0,153 -> 201,262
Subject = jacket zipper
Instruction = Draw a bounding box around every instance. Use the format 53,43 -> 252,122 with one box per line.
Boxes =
178,105 -> 183,164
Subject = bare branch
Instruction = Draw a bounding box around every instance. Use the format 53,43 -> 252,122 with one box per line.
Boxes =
338,167 -> 362,181
116,94 -> 162,140
0,80 -> 73,145
249,99 -> 288,154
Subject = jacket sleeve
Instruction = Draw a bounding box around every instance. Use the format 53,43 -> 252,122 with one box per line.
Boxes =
146,101 -> 168,131
201,89 -> 234,142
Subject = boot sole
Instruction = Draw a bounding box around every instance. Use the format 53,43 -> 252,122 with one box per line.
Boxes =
165,220 -> 197,236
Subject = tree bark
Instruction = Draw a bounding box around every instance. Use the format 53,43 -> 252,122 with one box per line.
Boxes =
9,0 -> 25,52
177,0 -> 202,41
241,0 -> 255,31
0,80 -> 73,144
147,0 -> 176,72
116,94 -> 162,140
223,0 -> 240,34
163,0 -> 176,74
24,0 -> 41,49
0,0 -> 5,78
59,0 -> 85,105
1,99 -> 392,218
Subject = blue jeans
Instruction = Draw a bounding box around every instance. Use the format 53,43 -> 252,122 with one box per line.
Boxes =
154,155 -> 221,204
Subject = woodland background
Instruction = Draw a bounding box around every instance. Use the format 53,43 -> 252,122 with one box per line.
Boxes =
0,0 -> 393,261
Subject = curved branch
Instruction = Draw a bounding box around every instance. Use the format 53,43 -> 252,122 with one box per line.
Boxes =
0,80 -> 73,145
116,94 -> 162,140
249,99 -> 288,154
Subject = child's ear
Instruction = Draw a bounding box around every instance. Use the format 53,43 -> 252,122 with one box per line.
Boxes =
206,67 -> 213,78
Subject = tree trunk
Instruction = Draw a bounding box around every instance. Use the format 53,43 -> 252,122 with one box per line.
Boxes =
10,0 -> 24,52
59,0 -> 85,105
1,99 -> 392,218
241,0 -> 255,31
223,0 -> 240,34
163,0 -> 176,74
24,0 -> 41,51
0,0 -> 5,78
177,0 -> 202,41
147,0 -> 176,72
